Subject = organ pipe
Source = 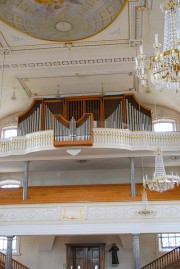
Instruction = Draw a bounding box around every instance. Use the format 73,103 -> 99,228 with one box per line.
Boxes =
17,94 -> 152,138
54,113 -> 93,146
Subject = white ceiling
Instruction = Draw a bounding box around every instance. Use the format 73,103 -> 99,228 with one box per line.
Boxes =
0,0 -> 179,174
0,0 -> 179,119
0,147 -> 179,173
0,0 -> 126,41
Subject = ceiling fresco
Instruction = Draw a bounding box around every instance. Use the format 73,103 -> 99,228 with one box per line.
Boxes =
0,0 -> 127,41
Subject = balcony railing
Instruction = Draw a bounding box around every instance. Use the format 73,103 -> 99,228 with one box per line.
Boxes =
0,252 -> 29,269
0,129 -> 179,157
141,246 -> 180,269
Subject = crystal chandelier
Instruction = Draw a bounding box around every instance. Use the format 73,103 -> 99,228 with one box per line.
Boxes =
136,186 -> 157,216
143,149 -> 180,192
135,0 -> 180,92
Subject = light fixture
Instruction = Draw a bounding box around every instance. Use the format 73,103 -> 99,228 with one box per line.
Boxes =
135,0 -> 180,92
169,155 -> 180,160
143,149 -> 180,192
11,87 -> 17,100
56,85 -> 61,98
66,149 -> 81,156
136,156 -> 157,216
100,83 -> 104,97
136,186 -> 157,217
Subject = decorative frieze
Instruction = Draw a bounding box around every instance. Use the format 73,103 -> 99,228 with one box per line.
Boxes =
0,201 -> 179,235
0,56 -> 135,70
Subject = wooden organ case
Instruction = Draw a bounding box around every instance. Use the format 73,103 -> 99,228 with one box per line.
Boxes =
17,94 -> 152,147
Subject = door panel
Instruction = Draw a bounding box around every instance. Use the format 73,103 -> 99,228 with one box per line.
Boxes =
66,244 -> 105,269
87,247 -> 99,269
74,248 -> 86,269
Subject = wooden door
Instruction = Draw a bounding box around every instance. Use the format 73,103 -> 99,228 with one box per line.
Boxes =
87,247 -> 99,269
66,244 -> 105,269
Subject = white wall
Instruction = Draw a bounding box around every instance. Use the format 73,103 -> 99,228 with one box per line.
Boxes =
0,166 -> 179,186
13,234 -> 164,269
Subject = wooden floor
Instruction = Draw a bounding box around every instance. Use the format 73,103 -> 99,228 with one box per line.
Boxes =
0,184 -> 179,204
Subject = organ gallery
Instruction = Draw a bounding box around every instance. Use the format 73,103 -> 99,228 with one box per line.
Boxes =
17,94 -> 152,147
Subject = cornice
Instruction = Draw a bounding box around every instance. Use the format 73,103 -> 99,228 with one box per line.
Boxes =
10,40 -> 130,54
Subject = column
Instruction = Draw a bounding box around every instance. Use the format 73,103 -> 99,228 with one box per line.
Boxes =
130,157 -> 136,197
5,236 -> 14,269
23,161 -> 30,200
132,233 -> 140,269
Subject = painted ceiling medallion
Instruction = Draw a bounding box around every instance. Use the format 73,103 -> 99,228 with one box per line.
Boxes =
0,0 -> 127,41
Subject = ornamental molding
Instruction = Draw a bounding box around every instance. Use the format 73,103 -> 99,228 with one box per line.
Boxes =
0,56 -> 135,71
11,40 -> 130,54
0,0 -> 151,54
0,55 -> 153,71
0,201 -> 179,235
129,0 -> 153,44
0,32 -> 11,55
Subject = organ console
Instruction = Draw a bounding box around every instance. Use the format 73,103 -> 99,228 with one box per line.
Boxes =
17,94 -> 152,147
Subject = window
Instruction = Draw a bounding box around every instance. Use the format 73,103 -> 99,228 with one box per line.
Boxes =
158,233 -> 180,252
0,236 -> 20,255
153,119 -> 176,132
1,126 -> 17,139
0,179 -> 21,188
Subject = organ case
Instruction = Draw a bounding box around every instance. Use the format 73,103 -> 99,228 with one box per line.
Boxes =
17,94 -> 152,146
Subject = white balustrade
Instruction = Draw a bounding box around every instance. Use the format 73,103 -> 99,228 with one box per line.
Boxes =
93,129 -> 180,151
0,129 -> 179,157
0,130 -> 54,156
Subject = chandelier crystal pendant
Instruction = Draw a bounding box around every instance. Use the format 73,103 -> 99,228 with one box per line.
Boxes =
143,149 -> 180,192
136,185 -> 157,216
135,0 -> 180,92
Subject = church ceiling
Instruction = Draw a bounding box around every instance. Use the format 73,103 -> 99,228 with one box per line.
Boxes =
0,0 -> 127,41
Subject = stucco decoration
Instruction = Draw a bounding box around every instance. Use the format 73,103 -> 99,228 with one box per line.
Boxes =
0,0 -> 127,41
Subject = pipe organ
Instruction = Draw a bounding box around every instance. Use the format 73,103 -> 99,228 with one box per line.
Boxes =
18,100 -> 42,136
18,94 -> 152,146
54,113 -> 93,146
